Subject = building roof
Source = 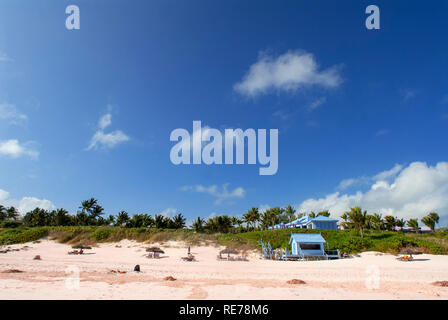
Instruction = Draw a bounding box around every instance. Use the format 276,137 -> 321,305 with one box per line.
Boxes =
289,233 -> 326,243
310,215 -> 339,222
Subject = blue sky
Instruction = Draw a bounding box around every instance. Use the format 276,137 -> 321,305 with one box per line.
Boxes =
1,0 -> 448,226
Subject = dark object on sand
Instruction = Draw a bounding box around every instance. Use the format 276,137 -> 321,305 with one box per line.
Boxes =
2,269 -> 24,273
188,246 -> 190,255
432,281 -> 448,287
220,247 -> 239,255
400,247 -> 423,256
33,255 -> 41,260
146,247 -> 165,254
287,279 -> 306,285
134,265 -> 140,272
164,276 -> 176,281
72,244 -> 92,250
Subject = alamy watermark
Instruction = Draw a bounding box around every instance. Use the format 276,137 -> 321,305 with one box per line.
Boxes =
170,121 -> 278,175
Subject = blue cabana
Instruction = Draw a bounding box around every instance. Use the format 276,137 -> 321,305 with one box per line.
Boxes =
288,233 -> 340,260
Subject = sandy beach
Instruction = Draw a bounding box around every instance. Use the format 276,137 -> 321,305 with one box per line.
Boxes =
0,239 -> 447,300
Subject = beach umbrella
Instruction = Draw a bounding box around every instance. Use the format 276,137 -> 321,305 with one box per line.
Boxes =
220,247 -> 239,255
72,244 -> 92,250
400,247 -> 423,256
146,247 -> 165,254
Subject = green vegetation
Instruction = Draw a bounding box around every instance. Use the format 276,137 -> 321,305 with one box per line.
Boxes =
219,228 -> 448,255
1,197 -> 446,255
1,226 -> 447,255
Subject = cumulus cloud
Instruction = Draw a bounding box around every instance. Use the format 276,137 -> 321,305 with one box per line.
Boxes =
0,188 -> 55,215
181,183 -> 245,204
87,113 -> 130,150
0,139 -> 39,159
297,162 -> 448,223
234,50 -> 342,97
0,103 -> 27,125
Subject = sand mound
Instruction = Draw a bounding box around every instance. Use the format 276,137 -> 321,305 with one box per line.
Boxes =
286,279 -> 306,285
432,281 -> 448,287
2,269 -> 24,273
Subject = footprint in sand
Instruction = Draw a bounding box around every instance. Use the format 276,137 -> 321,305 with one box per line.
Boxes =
187,287 -> 208,299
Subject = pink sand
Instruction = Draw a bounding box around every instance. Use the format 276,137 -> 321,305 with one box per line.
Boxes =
0,239 -> 447,299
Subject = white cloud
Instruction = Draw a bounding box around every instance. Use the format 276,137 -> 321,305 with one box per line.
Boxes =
87,113 -> 130,150
98,113 -> 112,130
401,89 -> 417,102
373,164 -> 403,181
160,208 -> 178,217
297,162 -> 448,223
234,50 -> 342,97
181,183 -> 245,204
0,139 -> 39,159
308,97 -> 326,111
0,188 -> 55,214
0,103 -> 27,125
0,51 -> 12,62
375,129 -> 390,136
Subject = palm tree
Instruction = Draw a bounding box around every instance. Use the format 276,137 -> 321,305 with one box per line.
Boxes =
260,210 -> 274,230
346,207 -> 368,238
154,214 -> 169,229
6,206 -> 19,221
115,211 -> 130,227
230,216 -> 243,232
317,210 -> 330,217
309,211 -> 316,218
370,213 -> 383,230
55,208 -> 71,226
384,216 -> 396,231
106,215 -> 115,226
171,213 -> 186,229
243,207 -> 260,230
192,217 -> 205,232
395,218 -> 405,231
421,212 -> 439,231
0,205 -> 7,221
284,205 -> 296,222
79,198 -> 104,225
407,218 -> 419,232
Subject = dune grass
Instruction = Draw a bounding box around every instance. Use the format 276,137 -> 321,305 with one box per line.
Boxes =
0,226 -> 447,254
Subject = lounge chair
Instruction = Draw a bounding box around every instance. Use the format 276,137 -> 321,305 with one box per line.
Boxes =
181,255 -> 195,262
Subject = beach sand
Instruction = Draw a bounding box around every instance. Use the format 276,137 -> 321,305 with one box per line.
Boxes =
0,239 -> 447,300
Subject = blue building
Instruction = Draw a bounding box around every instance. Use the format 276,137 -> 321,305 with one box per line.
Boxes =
288,233 -> 340,260
268,215 -> 338,230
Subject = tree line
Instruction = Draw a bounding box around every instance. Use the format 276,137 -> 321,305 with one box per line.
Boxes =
0,199 -> 442,234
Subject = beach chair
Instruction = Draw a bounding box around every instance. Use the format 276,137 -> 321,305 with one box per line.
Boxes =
147,252 -> 153,258
154,252 -> 160,259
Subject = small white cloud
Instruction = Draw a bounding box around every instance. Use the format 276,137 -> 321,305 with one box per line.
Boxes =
0,139 -> 38,159
0,188 -> 55,215
98,113 -> 112,130
373,164 -> 403,181
0,103 -> 27,125
87,113 -> 130,150
160,208 -> 178,217
0,51 -> 12,62
375,129 -> 390,136
272,109 -> 293,120
181,183 -> 245,204
401,89 -> 417,102
234,50 -> 342,97
308,97 -> 326,111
